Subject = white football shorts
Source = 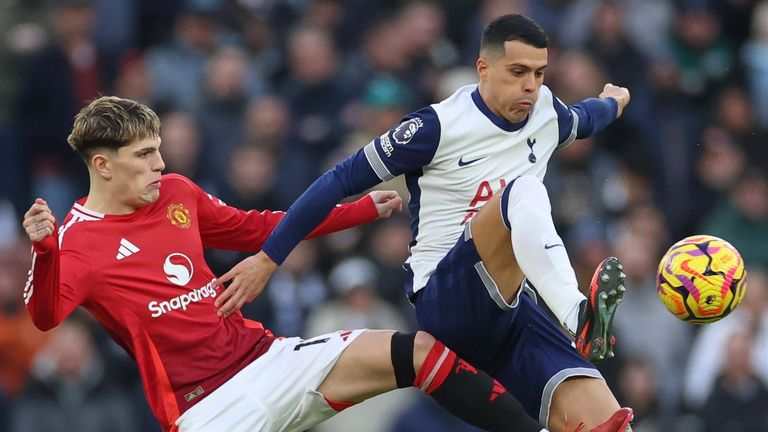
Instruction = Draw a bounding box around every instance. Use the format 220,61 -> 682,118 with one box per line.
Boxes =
175,329 -> 365,432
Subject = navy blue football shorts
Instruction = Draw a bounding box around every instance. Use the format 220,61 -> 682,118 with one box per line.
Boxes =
412,221 -> 602,425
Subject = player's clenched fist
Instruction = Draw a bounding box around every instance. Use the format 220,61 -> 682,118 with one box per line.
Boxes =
368,190 -> 403,219
599,83 -> 631,119
23,198 -> 56,242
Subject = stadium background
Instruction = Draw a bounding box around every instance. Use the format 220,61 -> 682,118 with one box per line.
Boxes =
0,0 -> 767,430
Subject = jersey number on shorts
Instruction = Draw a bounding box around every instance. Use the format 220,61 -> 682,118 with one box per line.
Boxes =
294,337 -> 330,351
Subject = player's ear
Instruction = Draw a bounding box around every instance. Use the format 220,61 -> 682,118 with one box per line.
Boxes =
91,152 -> 112,180
477,57 -> 488,80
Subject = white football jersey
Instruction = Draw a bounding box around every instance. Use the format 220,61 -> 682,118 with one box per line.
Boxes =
363,84 -> 579,295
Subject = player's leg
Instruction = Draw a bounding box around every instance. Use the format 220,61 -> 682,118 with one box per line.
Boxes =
470,175 -> 583,331
470,175 -> 625,361
548,377 -> 628,431
317,329 -> 545,432
410,227 -> 631,432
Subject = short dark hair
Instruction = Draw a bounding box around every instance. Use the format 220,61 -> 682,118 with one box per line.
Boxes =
480,14 -> 548,57
67,96 -> 161,161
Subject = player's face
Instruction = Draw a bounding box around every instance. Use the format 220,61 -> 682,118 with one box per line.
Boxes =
477,40 -> 547,123
110,137 -> 165,208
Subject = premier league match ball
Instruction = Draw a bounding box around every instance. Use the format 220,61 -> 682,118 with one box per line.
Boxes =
657,235 -> 747,324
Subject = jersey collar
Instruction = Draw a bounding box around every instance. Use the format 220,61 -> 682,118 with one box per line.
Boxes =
471,87 -> 529,132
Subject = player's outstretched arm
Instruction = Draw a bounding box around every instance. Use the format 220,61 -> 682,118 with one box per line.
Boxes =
555,83 -> 630,145
598,83 -> 630,118
212,191 -> 402,317
306,190 -> 403,239
22,199 -> 89,331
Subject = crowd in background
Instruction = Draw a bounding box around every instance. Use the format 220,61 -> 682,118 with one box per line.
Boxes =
1,0 -> 768,430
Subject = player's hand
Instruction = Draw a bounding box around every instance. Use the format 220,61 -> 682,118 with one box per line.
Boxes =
213,251 -> 278,318
23,198 -> 56,243
368,190 -> 403,219
598,83 -> 630,118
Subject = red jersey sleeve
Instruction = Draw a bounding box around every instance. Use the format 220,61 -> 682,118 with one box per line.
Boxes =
24,232 -> 94,331
180,176 -> 378,251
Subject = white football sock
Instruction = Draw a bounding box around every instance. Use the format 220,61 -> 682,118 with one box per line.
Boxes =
502,175 -> 585,334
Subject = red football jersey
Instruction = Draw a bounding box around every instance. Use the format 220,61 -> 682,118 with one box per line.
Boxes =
23,174 -> 378,430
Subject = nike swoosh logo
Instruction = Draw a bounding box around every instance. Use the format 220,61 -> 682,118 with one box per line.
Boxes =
544,243 -> 564,250
458,156 -> 485,167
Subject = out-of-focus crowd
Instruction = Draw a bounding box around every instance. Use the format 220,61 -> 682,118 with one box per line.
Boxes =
1,0 -> 767,430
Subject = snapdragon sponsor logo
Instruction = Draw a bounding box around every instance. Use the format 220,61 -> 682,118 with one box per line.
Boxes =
148,278 -> 217,318
164,253 -> 194,286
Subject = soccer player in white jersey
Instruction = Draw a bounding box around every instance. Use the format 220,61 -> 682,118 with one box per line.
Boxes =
213,14 -> 632,431
21,96 -> 637,432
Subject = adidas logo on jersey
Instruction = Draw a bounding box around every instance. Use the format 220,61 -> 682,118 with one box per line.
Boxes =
116,238 -> 140,260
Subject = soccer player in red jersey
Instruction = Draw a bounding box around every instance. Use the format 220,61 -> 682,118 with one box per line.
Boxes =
22,95 -> 638,432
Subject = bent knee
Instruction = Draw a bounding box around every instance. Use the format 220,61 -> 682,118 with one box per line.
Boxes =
412,331 -> 437,367
507,175 -> 545,196
502,175 -> 550,217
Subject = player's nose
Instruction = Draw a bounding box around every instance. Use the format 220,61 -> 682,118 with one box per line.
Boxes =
155,154 -> 166,172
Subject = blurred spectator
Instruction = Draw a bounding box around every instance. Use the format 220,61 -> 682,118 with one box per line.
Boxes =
241,94 -> 291,152
547,50 -> 606,104
303,0 -> 344,33
434,66 -> 477,101
713,86 -> 768,171
616,358 -> 662,432
581,1 -> 657,148
0,3 -> 48,124
242,241 -> 328,337
278,24 -> 349,202
396,0 -> 457,74
702,168 -> 768,266
13,318 -> 137,432
695,127 -> 746,198
235,12 -> 282,88
567,220 -> 612,298
610,205 -> 691,428
690,127 -> 746,224
559,0 -> 675,61
699,328 -> 768,432
145,1 -> 223,112
158,111 -> 204,182
463,0 -> 530,64
340,17 -> 416,99
113,50 -> 154,105
0,199 -> 20,252
217,144 -> 280,211
344,76 -> 413,151
714,0 -> 760,47
197,46 -> 253,187
583,1 -> 648,92
305,256 -> 408,336
337,77 -> 412,200
684,266 -> 768,409
14,0 -> 117,219
365,216 -> 416,323
306,256 -> 412,432
545,134 -> 623,230
669,5 -> 736,101
92,0 -> 137,55
742,1 -> 768,129
0,242 -> 48,399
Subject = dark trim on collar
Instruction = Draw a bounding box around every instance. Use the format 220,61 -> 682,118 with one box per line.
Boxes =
471,87 -> 529,132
